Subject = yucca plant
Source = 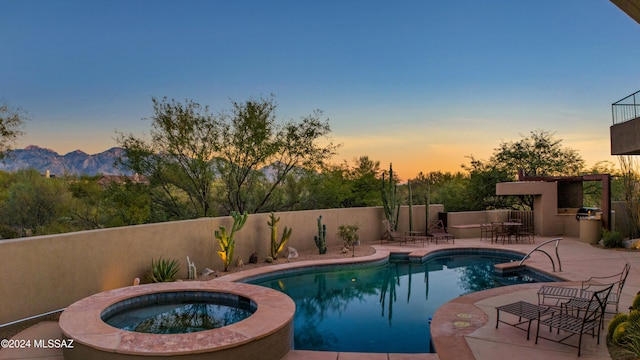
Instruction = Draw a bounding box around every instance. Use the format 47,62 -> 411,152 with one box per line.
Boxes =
147,257 -> 180,282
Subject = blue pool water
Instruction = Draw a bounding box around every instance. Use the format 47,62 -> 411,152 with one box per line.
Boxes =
104,303 -> 253,334
102,292 -> 255,334
249,251 -> 555,353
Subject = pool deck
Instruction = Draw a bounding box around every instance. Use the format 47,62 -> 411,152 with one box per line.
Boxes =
3,236 -> 638,360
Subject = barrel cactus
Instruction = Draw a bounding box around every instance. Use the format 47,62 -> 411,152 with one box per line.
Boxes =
632,293 -> 640,311
609,313 -> 629,339
613,321 -> 630,344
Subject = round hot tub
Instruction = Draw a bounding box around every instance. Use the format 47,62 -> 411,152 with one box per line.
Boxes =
59,281 -> 295,360
101,291 -> 256,334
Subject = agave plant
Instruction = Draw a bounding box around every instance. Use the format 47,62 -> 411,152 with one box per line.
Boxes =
147,257 -> 180,282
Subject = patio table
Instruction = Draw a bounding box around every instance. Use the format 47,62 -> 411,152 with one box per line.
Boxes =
496,301 -> 553,339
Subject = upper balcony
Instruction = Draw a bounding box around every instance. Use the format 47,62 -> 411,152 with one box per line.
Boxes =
610,89 -> 640,155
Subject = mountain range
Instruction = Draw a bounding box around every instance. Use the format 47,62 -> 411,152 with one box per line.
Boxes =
0,146 -> 288,179
0,146 -> 128,176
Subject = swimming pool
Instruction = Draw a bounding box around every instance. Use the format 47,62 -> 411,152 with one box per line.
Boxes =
249,250 -> 556,353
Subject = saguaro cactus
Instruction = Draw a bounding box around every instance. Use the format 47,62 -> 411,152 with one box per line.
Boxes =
268,212 -> 292,259
215,211 -> 248,271
382,163 -> 400,231
425,181 -> 431,233
408,180 -> 413,231
314,215 -> 327,254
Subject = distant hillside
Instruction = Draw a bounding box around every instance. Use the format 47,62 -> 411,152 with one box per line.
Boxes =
0,146 -> 295,178
0,145 -> 129,176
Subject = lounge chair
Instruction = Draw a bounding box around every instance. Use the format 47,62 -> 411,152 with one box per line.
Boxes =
381,220 -> 431,246
538,262 -> 630,314
535,284 -> 613,356
430,220 -> 454,244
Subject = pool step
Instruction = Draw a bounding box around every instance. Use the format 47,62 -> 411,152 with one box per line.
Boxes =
494,262 -> 526,275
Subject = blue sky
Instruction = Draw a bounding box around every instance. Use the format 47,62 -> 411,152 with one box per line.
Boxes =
2,0 -> 640,179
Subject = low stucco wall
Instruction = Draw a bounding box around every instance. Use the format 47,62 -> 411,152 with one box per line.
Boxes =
0,205 -> 442,325
447,210 -> 510,238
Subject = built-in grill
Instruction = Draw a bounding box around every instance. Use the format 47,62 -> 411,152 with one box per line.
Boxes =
575,207 -> 601,220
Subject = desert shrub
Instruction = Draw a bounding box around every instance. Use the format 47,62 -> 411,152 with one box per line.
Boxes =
0,224 -> 21,239
603,229 -> 624,248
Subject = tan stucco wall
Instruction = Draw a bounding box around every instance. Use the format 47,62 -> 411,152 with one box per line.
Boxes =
496,181 -> 564,236
0,205 -> 443,325
446,210 -> 511,238
495,181 -> 605,238
0,219 -> 213,325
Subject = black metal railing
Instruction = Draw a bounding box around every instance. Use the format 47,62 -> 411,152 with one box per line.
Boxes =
612,89 -> 640,125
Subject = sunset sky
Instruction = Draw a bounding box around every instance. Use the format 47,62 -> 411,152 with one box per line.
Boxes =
2,1 -> 640,180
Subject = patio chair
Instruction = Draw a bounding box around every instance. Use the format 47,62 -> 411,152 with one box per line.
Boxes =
535,283 -> 613,356
480,223 -> 495,242
537,262 -> 630,314
430,220 -> 454,244
518,222 -> 535,244
492,222 -> 514,244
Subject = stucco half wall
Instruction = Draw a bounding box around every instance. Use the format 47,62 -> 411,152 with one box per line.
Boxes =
0,205 -> 443,326
496,181 -> 578,237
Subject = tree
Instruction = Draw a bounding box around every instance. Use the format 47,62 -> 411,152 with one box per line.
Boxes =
457,130 -> 586,211
582,161 -> 623,208
347,156 -> 382,207
491,129 -> 584,177
103,181 -> 151,226
0,102 -> 27,160
67,175 -> 108,229
618,155 -> 640,238
0,169 -> 72,233
462,155 -> 518,210
117,97 -> 220,219
215,96 -> 339,214
428,173 -> 469,211
118,96 -> 338,219
295,164 -> 352,210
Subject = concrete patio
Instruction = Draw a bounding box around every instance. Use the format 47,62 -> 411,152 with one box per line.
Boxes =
2,236 -> 638,360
